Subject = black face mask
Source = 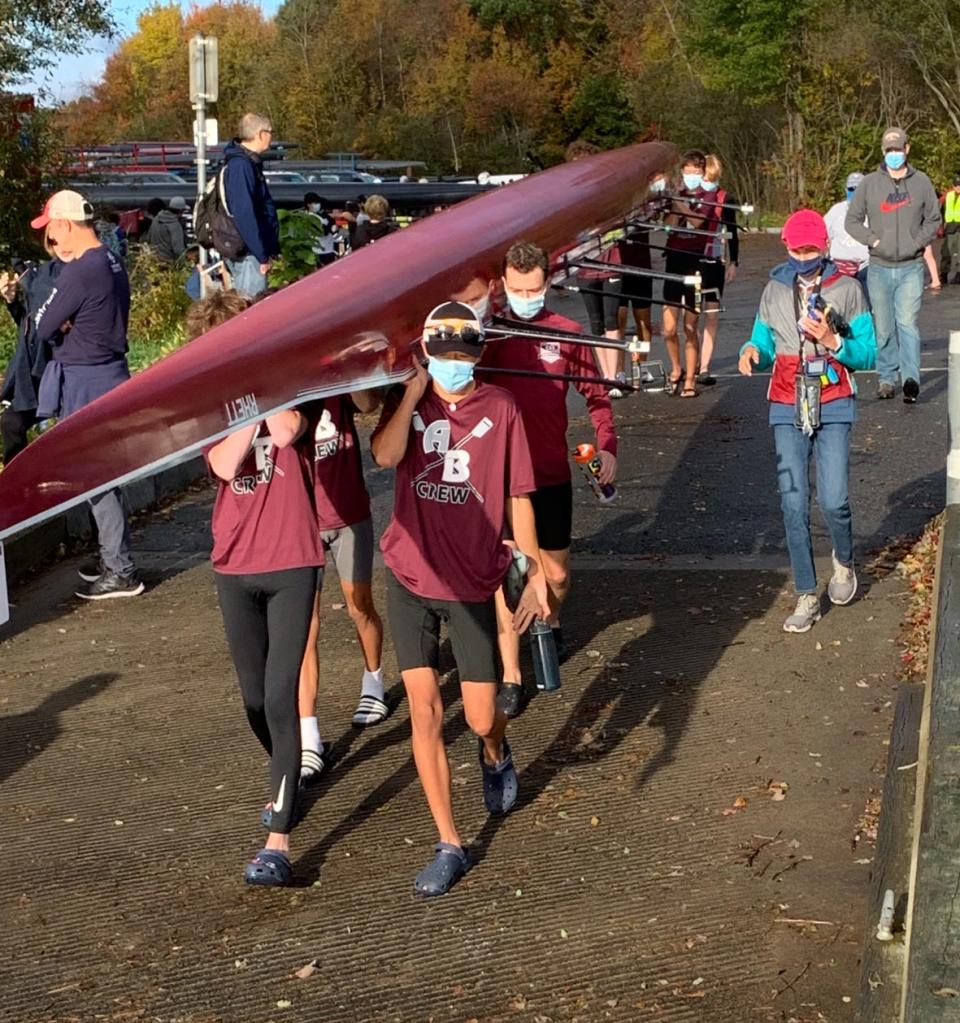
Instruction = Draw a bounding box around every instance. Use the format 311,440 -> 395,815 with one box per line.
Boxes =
787,254 -> 823,276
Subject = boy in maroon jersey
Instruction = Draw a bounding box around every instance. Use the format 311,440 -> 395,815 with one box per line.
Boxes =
372,301 -> 549,896
298,388 -> 388,783
479,240 -> 617,717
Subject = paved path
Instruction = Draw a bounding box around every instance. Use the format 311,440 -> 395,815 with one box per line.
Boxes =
2,238 -> 959,1023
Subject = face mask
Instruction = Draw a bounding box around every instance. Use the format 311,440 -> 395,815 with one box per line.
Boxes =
846,189 -> 856,201
682,173 -> 702,191
884,150 -> 906,171
701,180 -> 718,192
427,355 -> 474,393
649,178 -> 666,193
308,203 -> 320,213
505,287 -> 545,320
470,294 -> 490,322
787,254 -> 824,277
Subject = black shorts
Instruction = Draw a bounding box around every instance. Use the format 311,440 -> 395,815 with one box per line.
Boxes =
530,480 -> 574,552
386,571 -> 498,682
619,267 -> 653,310
699,258 -> 725,304
662,251 -> 702,311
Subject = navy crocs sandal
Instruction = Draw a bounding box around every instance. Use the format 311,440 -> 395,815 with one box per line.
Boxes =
413,842 -> 469,897
244,848 -> 293,887
479,738 -> 518,815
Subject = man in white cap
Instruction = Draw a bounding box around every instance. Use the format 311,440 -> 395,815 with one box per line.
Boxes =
29,189 -> 143,598
845,126 -> 941,403
824,172 -> 870,288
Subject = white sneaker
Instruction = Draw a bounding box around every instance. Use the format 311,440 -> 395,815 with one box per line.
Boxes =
783,593 -> 821,633
827,551 -> 858,605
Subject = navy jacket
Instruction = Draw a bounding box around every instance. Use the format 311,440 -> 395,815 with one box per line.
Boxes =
221,141 -> 280,264
1,260 -> 61,411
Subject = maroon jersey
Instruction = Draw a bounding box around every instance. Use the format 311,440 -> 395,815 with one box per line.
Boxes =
666,187 -> 722,255
375,382 -> 535,602
304,396 -> 372,530
479,309 -> 617,487
208,424 -> 324,575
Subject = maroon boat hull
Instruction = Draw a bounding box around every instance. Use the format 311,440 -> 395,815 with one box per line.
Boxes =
0,142 -> 675,541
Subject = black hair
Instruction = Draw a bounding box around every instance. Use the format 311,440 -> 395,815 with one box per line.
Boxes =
680,149 -> 707,172
304,191 -> 322,205
146,197 -> 166,216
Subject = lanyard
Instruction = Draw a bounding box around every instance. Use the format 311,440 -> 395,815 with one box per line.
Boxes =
792,273 -> 824,368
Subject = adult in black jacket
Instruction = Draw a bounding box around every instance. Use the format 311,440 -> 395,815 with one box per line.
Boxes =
351,195 -> 397,250
0,244 -> 61,463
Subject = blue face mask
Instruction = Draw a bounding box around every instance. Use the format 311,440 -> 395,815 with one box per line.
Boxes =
701,180 -> 718,193
884,150 -> 906,171
427,355 -> 474,393
505,288 -> 545,320
649,178 -> 666,193
846,189 -> 856,201
682,173 -> 702,191
787,254 -> 824,277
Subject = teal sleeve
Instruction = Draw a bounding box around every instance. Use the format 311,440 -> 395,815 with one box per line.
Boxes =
835,310 -> 876,371
741,316 -> 776,370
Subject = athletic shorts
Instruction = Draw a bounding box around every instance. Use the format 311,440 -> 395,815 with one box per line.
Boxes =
530,480 -> 574,552
386,571 -> 498,682
318,516 -> 374,587
619,267 -> 653,310
699,258 -> 725,304
662,251 -> 703,311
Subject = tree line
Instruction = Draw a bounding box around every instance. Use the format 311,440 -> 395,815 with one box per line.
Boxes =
5,0 -> 960,250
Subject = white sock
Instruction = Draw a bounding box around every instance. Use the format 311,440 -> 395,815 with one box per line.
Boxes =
361,668 -> 385,702
300,716 -> 322,753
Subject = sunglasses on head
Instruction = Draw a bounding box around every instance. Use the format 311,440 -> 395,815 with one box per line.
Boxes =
424,322 -> 482,347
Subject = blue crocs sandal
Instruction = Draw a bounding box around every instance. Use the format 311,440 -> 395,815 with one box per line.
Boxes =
414,842 -> 469,897
479,738 -> 518,815
244,849 -> 293,887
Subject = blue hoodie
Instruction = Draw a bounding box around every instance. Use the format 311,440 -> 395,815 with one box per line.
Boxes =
221,140 -> 280,264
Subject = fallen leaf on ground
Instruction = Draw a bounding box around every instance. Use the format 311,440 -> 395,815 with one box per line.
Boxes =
295,960 -> 318,980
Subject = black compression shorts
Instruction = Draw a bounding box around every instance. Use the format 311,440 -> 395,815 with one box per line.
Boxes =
530,480 -> 574,552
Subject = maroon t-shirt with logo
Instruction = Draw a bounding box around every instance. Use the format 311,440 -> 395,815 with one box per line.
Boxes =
303,397 -> 372,530
375,381 -> 536,602
479,309 -> 617,487
208,423 -> 324,575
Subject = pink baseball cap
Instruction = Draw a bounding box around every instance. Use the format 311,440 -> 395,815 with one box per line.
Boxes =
781,209 -> 828,251
31,189 -> 94,230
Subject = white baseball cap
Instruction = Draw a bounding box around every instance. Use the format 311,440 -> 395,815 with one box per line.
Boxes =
31,189 -> 95,229
845,172 -> 864,190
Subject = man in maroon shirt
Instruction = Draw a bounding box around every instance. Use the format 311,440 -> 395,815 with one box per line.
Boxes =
372,301 -> 549,896
298,389 -> 387,784
479,240 -> 618,717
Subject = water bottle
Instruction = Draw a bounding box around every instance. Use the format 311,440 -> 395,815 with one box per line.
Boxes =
572,443 -> 617,502
529,618 -> 561,692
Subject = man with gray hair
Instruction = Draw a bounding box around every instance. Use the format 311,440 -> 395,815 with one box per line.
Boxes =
221,112 -> 280,296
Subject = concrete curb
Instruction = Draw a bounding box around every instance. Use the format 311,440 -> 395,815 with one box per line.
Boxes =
4,456 -> 205,584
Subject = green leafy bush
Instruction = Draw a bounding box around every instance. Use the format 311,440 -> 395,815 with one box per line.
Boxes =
126,246 -> 191,372
269,209 -> 325,288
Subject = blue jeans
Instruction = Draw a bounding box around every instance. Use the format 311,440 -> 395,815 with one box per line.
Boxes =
226,253 -> 268,297
866,260 -> 923,387
773,422 -> 853,594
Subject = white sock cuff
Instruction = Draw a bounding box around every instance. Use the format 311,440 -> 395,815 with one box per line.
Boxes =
300,715 -> 322,752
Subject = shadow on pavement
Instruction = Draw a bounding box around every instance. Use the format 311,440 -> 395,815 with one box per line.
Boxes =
0,672 -> 119,786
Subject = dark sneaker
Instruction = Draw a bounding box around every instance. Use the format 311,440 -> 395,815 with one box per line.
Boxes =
697,371 -> 717,386
497,683 -> 524,719
75,570 -> 145,600
902,378 -> 919,404
479,738 -> 518,815
877,382 -> 895,400
77,559 -> 104,583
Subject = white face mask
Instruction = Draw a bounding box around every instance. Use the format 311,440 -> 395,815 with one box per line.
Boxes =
471,294 -> 490,322
308,203 -> 320,213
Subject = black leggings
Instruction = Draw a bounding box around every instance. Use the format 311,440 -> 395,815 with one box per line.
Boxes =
1,406 -> 38,464
578,273 -> 622,333
216,566 -> 318,833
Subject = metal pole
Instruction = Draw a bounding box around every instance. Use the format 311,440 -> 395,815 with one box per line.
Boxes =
195,97 -> 207,298
948,330 -> 960,504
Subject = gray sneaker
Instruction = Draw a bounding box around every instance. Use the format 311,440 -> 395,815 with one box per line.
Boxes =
877,382 -> 895,400
783,593 -> 821,633
827,551 -> 858,605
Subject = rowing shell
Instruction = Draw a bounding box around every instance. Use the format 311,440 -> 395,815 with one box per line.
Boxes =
0,141 -> 675,549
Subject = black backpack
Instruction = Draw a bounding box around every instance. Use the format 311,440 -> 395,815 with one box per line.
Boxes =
193,167 -> 246,259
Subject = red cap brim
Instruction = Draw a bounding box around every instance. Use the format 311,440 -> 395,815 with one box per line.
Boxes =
30,211 -> 51,230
